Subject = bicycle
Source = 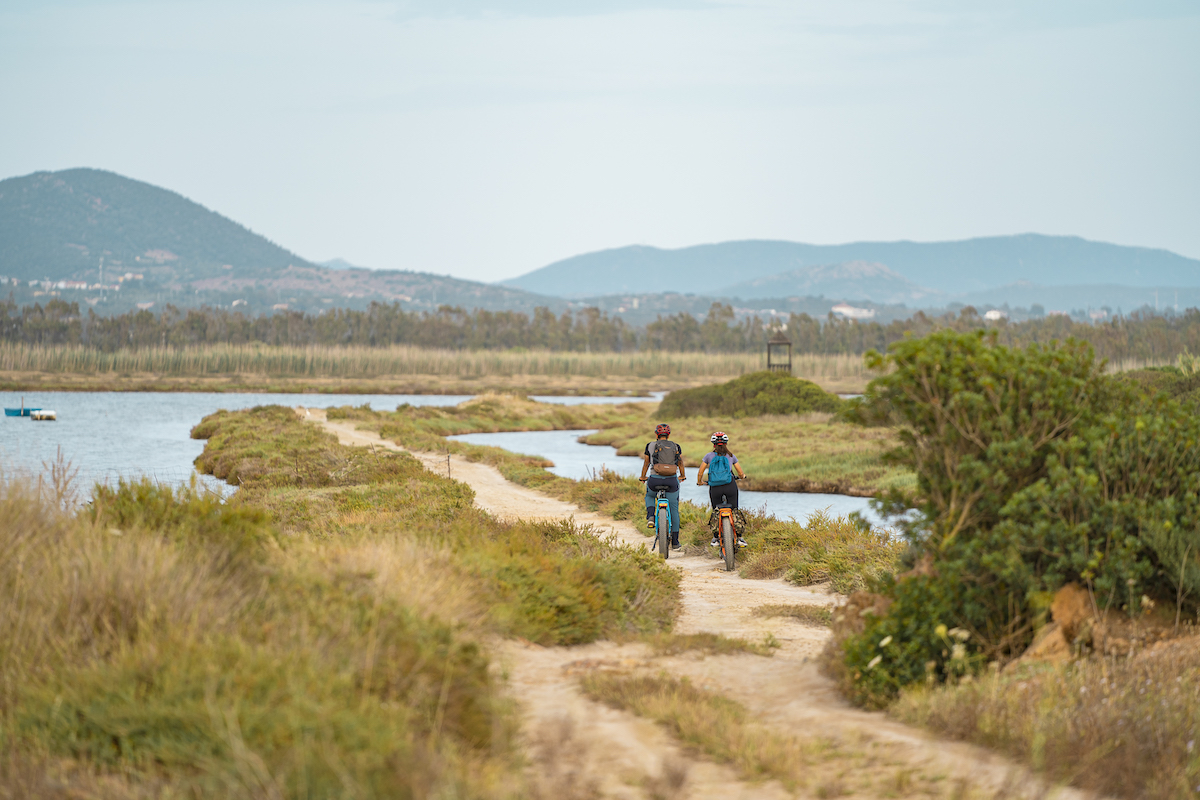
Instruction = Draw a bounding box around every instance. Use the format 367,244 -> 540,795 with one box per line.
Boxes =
640,479 -> 672,560
651,485 -> 671,559
704,476 -> 742,572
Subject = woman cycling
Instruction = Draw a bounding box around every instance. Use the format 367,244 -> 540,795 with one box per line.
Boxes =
696,431 -> 747,547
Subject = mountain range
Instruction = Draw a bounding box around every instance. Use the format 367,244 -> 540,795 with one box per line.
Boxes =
502,237 -> 1200,301
3,167 -> 1199,320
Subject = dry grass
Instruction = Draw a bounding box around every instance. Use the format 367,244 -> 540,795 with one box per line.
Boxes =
0,478 -> 520,798
0,343 -> 761,379
584,413 -> 914,496
751,603 -> 835,626
0,343 -> 874,392
891,640 -> 1200,799
642,632 -> 780,657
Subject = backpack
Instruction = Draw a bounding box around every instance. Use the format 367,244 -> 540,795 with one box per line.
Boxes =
707,453 -> 733,486
650,440 -> 680,476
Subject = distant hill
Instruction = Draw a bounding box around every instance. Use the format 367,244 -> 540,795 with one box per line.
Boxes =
502,236 -> 1200,298
0,168 -> 310,283
0,168 -> 559,315
719,261 -> 939,305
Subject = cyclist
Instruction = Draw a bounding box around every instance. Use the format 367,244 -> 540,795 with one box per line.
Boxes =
639,423 -> 686,550
696,431 -> 747,548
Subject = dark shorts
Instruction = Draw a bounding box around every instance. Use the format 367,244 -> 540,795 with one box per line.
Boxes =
708,481 -> 738,510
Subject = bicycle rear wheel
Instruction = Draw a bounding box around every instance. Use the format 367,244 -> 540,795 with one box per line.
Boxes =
656,503 -> 670,559
721,516 -> 735,571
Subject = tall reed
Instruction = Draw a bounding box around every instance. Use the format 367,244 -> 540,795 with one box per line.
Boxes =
0,343 -> 871,383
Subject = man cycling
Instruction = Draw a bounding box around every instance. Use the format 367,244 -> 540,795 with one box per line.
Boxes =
696,431 -> 747,548
639,423 -> 686,550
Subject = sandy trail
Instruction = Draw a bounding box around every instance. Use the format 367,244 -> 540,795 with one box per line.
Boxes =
311,410 -> 1085,799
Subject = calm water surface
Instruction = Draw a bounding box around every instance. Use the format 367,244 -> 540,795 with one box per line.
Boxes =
447,429 -> 884,526
0,392 -> 673,490
0,391 -> 478,489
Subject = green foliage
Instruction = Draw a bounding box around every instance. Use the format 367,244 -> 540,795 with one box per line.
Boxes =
838,329 -> 1200,706
839,576 -> 978,709
89,478 -> 273,556
192,405 -> 433,489
658,370 -> 842,418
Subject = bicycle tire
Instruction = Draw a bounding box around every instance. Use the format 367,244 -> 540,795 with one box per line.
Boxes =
721,516 -> 735,571
657,503 -> 670,560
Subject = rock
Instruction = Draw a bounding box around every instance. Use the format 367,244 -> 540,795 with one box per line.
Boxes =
1021,621 -> 1071,663
1051,583 -> 1093,643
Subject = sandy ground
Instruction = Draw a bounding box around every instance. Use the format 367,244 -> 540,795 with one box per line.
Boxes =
310,409 -> 1089,800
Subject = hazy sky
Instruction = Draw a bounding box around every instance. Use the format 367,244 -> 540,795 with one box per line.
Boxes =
1,0 -> 1197,282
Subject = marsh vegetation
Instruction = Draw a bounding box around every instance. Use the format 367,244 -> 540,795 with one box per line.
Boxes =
0,405 -> 681,797
823,330 -> 1200,798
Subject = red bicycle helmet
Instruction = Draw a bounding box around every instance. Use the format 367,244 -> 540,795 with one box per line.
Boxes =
710,431 -> 729,445
655,423 -> 671,437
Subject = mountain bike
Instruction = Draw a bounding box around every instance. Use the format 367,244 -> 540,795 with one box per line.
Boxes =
639,479 -> 671,560
707,477 -> 742,572
651,485 -> 671,560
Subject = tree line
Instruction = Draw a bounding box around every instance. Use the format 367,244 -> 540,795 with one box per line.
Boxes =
5,297 -> 1200,363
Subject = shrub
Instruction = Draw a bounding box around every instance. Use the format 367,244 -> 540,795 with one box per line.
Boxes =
658,371 -> 841,418
837,330 -> 1200,707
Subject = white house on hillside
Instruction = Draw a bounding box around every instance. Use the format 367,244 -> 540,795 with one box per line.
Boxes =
831,303 -> 876,320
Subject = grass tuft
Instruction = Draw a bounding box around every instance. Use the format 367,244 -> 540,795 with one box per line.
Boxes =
751,604 -> 834,626
890,640 -> 1200,799
642,632 -> 779,657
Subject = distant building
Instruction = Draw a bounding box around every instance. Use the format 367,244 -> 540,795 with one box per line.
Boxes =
831,303 -> 876,320
984,309 -> 1008,321
1089,309 -> 1108,321
1048,310 -> 1070,317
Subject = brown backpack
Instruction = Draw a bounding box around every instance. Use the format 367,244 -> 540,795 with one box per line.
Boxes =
650,440 -> 680,476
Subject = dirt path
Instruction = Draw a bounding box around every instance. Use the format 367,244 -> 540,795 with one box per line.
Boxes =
310,410 -> 1086,799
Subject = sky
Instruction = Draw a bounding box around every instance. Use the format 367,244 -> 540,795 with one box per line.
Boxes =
1,0 -> 1198,283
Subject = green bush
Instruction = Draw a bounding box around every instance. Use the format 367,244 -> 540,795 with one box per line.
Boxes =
658,371 -> 841,418
839,575 -> 978,708
90,478 -> 273,556
838,330 -> 1200,706
835,331 -> 1200,705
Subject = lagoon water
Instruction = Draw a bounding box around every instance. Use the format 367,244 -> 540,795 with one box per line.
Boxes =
0,391 -> 664,490
1,391 -> 474,490
448,429 -> 883,526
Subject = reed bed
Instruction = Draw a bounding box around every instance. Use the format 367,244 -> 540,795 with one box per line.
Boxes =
0,343 -> 872,383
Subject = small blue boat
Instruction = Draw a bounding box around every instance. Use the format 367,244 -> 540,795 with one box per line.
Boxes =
4,398 -> 41,417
